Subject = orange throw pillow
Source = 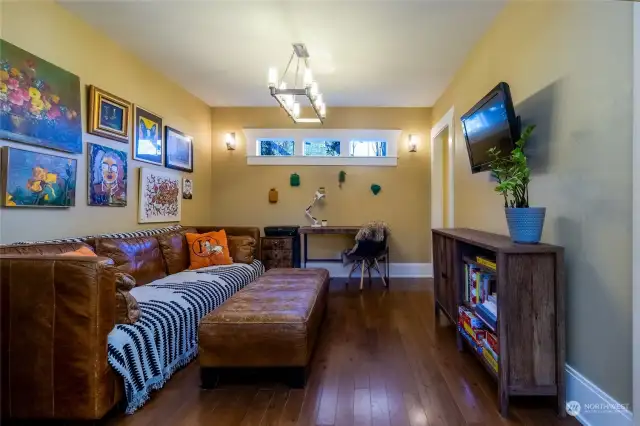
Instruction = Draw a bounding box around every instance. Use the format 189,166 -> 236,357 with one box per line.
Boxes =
60,246 -> 97,257
185,230 -> 232,269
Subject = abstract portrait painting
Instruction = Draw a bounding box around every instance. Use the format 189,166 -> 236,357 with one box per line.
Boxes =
138,167 -> 181,223
165,126 -> 193,172
0,39 -> 82,153
133,106 -> 163,165
87,143 -> 127,207
2,147 -> 77,207
88,85 -> 131,143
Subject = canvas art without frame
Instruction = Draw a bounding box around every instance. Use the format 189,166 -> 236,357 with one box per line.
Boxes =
87,143 -> 127,207
2,147 -> 77,207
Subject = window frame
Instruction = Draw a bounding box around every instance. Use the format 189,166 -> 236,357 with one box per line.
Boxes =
243,129 -> 400,166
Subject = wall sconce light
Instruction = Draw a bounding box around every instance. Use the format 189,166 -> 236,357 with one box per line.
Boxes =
408,134 -> 419,152
225,132 -> 236,150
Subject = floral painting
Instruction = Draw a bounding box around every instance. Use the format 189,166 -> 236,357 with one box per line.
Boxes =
88,143 -> 127,207
0,40 -> 82,153
138,167 -> 181,223
2,147 -> 77,207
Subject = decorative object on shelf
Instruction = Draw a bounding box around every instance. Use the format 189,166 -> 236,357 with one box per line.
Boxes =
305,187 -> 325,227
0,39 -> 82,153
133,106 -> 163,165
182,178 -> 193,199
487,124 -> 544,243
138,167 -> 181,223
88,85 -> 131,143
338,170 -> 346,188
370,184 -> 381,195
408,134 -> 419,152
267,43 -> 326,124
290,172 -> 300,187
164,126 -> 193,172
225,132 -> 236,150
321,219 -> 328,227
1,147 -> 77,207
268,188 -> 278,203
87,143 -> 127,207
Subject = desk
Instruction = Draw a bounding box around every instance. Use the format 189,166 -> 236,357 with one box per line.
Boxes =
299,227 -> 390,283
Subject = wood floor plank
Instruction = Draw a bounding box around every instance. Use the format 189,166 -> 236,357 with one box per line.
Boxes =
105,279 -> 578,426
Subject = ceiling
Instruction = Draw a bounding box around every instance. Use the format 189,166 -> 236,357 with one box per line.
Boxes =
61,0 -> 505,107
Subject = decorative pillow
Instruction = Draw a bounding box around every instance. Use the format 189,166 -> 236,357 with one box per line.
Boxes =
185,230 -> 232,270
114,272 -> 139,324
59,246 -> 97,257
228,236 -> 256,264
157,227 -> 197,275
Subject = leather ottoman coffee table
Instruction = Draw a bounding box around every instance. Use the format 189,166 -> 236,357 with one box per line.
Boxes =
199,268 -> 329,388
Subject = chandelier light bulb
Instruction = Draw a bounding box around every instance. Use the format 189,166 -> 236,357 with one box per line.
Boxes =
268,67 -> 278,88
315,94 -> 323,108
286,95 -> 294,110
279,81 -> 287,90
320,103 -> 326,118
310,81 -> 319,98
293,102 -> 301,118
304,68 -> 313,87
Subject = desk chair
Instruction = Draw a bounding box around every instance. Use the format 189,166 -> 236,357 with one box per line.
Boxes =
343,230 -> 389,291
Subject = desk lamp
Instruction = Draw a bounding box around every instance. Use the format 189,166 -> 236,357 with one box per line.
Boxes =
305,187 -> 325,227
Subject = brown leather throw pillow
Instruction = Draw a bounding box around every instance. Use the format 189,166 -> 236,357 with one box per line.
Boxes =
227,236 -> 256,264
114,272 -> 140,324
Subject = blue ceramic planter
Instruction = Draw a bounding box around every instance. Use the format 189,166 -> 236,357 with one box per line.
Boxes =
505,207 -> 546,244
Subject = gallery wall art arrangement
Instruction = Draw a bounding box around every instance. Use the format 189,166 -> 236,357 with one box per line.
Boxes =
1,147 -> 77,207
139,167 -> 181,223
0,39 -> 82,154
87,142 -> 127,207
0,38 -> 193,222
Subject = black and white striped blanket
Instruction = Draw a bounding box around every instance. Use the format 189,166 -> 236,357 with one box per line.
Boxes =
108,260 -> 264,414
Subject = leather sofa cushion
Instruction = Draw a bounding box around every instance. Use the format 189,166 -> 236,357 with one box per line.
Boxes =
228,236 -> 256,264
156,227 -> 197,275
95,237 -> 166,286
0,242 -> 93,256
114,272 -> 139,324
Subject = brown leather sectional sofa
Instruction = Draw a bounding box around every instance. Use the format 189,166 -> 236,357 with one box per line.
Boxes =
0,225 -> 260,421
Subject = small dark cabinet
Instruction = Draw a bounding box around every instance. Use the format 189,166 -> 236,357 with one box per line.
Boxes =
432,228 -> 566,418
261,236 -> 295,270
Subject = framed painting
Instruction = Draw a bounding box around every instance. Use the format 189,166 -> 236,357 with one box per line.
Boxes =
87,143 -> 127,207
0,39 -> 82,153
182,178 -> 192,199
88,85 -> 131,143
165,126 -> 193,172
133,106 -> 163,165
1,147 -> 77,207
138,167 -> 181,223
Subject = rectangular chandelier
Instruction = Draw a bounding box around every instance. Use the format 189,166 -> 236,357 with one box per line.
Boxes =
268,43 -> 326,124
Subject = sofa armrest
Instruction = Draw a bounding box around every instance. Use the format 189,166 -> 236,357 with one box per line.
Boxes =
0,255 -> 118,419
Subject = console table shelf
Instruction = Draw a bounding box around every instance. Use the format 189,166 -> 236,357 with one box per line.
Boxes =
432,228 -> 565,418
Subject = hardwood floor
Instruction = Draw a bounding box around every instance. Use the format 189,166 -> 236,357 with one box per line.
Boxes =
104,278 -> 578,426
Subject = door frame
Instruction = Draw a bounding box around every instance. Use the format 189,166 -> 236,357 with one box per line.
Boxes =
431,107 -> 455,235
633,1 -> 639,418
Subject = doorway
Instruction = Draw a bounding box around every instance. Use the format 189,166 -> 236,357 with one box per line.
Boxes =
431,107 -> 455,232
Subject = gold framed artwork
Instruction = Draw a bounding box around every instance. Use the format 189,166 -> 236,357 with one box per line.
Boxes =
87,85 -> 132,143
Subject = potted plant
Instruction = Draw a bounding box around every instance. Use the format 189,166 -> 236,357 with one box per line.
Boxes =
487,124 -> 545,243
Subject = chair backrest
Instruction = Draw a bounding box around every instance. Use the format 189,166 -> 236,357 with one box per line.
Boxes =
350,230 -> 388,258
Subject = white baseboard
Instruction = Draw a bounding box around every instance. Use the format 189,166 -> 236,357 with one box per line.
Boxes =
304,262 -> 433,278
565,364 -> 633,425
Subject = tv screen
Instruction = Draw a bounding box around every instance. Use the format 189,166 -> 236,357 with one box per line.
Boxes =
461,82 -> 519,173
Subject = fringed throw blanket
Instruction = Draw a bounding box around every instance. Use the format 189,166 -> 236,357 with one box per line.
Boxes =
107,260 -> 264,414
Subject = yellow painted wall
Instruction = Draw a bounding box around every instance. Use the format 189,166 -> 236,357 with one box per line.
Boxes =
210,107 -> 431,263
432,1 -> 632,403
0,0 -> 212,243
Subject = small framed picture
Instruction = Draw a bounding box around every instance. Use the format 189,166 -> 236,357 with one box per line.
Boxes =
183,178 -> 193,199
165,126 -> 193,172
87,85 -> 131,143
133,106 -> 163,166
